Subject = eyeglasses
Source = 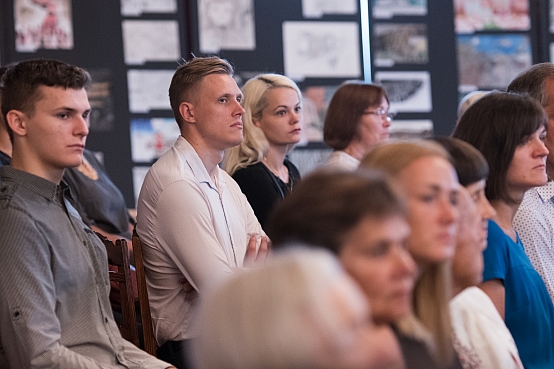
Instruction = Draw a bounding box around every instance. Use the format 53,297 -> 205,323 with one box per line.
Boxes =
363,109 -> 396,121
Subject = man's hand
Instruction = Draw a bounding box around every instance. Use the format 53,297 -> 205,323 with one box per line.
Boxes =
179,277 -> 198,301
244,235 -> 270,265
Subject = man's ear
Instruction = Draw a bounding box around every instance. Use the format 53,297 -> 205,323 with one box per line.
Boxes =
179,102 -> 196,124
6,110 -> 27,137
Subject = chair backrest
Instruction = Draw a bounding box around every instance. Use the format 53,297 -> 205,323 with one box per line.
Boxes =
95,232 -> 140,347
132,228 -> 158,356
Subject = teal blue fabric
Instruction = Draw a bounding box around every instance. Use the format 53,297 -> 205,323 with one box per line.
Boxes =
484,220 -> 554,369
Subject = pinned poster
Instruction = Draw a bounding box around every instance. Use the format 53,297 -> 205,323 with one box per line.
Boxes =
15,0 -> 73,52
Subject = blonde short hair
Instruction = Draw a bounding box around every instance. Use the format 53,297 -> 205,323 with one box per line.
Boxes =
223,73 -> 302,175
191,248 -> 370,369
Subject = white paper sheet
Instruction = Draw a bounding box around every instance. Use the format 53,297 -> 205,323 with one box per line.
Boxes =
121,0 -> 177,16
15,0 -> 73,52
127,69 -> 174,113
199,0 -> 256,53
283,21 -> 361,80
122,20 -> 181,65
372,0 -> 427,19
389,119 -> 434,139
130,118 -> 180,162
302,0 -> 357,18
374,71 -> 432,113
132,166 -> 150,206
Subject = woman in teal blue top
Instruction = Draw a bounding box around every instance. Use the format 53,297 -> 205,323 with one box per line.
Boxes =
453,92 -> 554,369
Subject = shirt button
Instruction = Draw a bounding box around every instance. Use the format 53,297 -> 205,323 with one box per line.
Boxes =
105,317 -> 108,323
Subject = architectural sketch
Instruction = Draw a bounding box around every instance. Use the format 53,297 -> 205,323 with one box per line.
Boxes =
15,0 -> 73,52
302,0 -> 357,18
126,70 -> 174,113
389,119 -> 434,139
130,118 -> 180,163
454,0 -> 529,33
457,34 -> 531,90
374,71 -> 432,112
283,21 -> 361,80
122,20 -> 181,65
372,0 -> 427,19
198,0 -> 256,53
373,23 -> 428,66
120,0 -> 177,16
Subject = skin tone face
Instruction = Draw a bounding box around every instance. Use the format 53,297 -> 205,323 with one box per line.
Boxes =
340,215 -> 417,325
544,79 -> 554,177
397,156 -> 460,265
451,183 -> 495,294
6,86 -> 90,183
319,275 -> 404,369
181,73 -> 245,153
506,126 -> 549,196
253,87 -> 302,148
356,96 -> 391,151
539,78 -> 554,174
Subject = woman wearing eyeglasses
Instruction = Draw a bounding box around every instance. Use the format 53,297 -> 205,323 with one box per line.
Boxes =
322,81 -> 394,170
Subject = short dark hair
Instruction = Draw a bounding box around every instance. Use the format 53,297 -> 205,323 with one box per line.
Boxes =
1,59 -> 91,141
266,169 -> 406,254
430,136 -> 489,187
507,62 -> 554,106
323,81 -> 388,150
452,92 -> 547,203
0,64 -> 15,134
169,56 -> 234,128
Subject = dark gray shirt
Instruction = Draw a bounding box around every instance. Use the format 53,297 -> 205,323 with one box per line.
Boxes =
0,167 -> 168,368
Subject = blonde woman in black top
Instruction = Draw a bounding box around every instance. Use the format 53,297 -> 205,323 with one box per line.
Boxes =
223,74 -> 302,228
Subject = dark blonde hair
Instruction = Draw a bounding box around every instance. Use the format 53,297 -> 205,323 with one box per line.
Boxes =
223,73 -> 302,174
267,169 -> 406,254
169,56 -> 234,128
360,140 -> 455,369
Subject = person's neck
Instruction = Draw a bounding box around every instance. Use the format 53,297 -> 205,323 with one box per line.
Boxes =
547,161 -> 554,181
262,144 -> 289,182
490,199 -> 520,242
0,130 -> 12,158
10,150 -> 64,184
452,283 -> 468,298
182,135 -> 224,178
343,141 -> 369,161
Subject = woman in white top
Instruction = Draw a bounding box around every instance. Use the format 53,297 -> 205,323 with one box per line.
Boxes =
433,136 -> 523,369
323,81 -> 394,170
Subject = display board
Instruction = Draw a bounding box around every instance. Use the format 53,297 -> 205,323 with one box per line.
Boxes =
0,0 -> 549,205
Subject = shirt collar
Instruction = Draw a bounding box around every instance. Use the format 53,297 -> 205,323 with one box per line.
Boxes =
0,166 -> 65,202
174,136 -> 226,190
535,180 -> 554,202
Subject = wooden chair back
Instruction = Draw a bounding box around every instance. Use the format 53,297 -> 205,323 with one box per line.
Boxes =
95,232 -> 140,347
132,228 -> 158,356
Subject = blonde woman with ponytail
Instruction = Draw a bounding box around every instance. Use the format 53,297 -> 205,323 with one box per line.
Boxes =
223,74 -> 302,228
361,140 -> 462,369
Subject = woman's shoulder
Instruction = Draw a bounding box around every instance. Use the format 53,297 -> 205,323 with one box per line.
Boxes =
284,159 -> 301,179
232,162 -> 267,176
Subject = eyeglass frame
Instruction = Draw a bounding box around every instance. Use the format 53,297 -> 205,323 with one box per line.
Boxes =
362,109 -> 396,121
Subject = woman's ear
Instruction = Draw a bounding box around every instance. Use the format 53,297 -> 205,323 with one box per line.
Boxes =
252,116 -> 262,128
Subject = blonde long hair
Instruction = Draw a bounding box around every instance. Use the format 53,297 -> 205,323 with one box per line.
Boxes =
361,140 -> 455,369
223,73 -> 302,175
